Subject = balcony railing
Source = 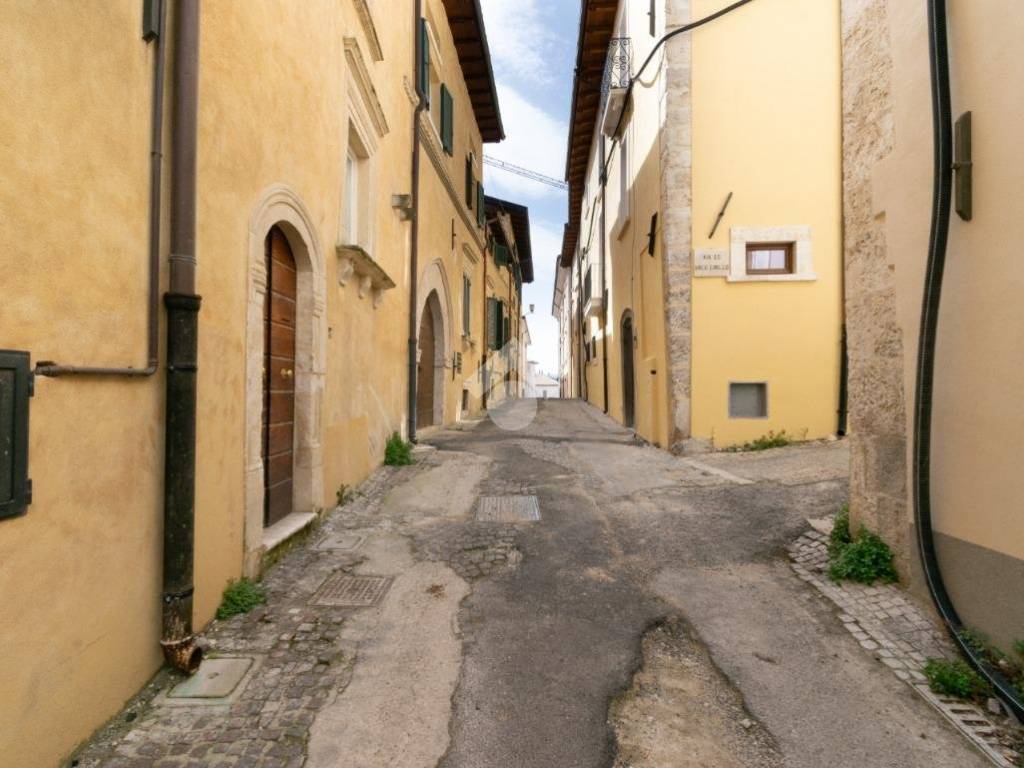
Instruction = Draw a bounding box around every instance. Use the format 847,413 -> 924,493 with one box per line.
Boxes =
600,37 -> 631,136
600,37 -> 632,106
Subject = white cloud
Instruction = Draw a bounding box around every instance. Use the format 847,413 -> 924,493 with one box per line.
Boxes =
479,0 -> 559,86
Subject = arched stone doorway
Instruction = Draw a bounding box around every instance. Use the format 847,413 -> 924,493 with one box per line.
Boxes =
621,310 -> 636,429
417,289 -> 445,428
244,185 -> 326,576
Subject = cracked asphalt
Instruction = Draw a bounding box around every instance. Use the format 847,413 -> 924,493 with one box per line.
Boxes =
73,398 -> 991,768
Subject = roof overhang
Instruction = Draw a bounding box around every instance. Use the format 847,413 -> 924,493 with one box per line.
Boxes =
560,0 -> 618,267
442,0 -> 505,143
485,196 -> 534,283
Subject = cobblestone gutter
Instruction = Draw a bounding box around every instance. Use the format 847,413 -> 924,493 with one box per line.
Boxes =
70,449 -> 523,768
789,530 -> 1023,767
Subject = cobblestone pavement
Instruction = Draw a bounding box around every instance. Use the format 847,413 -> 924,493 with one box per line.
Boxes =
790,529 -> 1023,766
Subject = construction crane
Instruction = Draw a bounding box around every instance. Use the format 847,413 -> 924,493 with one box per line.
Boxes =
483,157 -> 568,191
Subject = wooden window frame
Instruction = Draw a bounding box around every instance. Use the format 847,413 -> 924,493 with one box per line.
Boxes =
745,242 -> 795,276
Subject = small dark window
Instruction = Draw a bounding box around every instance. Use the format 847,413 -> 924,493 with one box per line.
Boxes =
462,275 -> 472,335
0,350 -> 32,521
746,242 -> 794,275
465,156 -> 474,209
729,382 -> 768,419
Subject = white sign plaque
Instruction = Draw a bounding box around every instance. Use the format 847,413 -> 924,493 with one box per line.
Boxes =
694,248 -> 729,277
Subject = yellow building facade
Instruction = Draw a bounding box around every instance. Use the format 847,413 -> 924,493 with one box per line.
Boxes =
0,2 -> 527,765
559,0 -> 842,451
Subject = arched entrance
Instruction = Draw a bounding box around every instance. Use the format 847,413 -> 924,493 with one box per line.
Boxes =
417,290 -> 444,428
621,311 -> 636,428
263,226 -> 297,525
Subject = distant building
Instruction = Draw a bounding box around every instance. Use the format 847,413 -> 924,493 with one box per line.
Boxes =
525,360 -> 560,400
556,0 -> 842,450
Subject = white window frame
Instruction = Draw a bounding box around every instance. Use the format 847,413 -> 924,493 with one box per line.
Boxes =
728,225 -> 816,282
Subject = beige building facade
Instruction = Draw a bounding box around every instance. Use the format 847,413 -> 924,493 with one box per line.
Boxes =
0,2 -> 528,765
558,0 -> 843,452
842,0 -> 1024,651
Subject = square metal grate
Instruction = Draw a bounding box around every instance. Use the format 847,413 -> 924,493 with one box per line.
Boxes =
475,495 -> 541,523
316,533 -> 365,552
311,574 -> 392,607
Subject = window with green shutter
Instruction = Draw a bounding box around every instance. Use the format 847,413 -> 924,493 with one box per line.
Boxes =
440,84 -> 454,155
465,156 -> 474,209
496,300 -> 506,349
486,296 -> 498,350
503,315 -> 511,350
476,183 -> 485,227
493,243 -> 509,267
462,276 -> 471,335
418,19 -> 431,106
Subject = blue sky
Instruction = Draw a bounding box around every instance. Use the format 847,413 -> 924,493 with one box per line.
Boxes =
479,0 -> 580,375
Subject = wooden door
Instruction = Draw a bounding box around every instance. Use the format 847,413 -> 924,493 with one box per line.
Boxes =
621,314 -> 636,429
417,304 -> 436,428
263,227 -> 296,526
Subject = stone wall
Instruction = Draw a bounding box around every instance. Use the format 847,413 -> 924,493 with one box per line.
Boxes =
660,0 -> 694,452
840,0 -> 911,574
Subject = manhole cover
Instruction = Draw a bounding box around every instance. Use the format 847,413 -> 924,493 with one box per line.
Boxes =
476,495 -> 541,522
168,657 -> 253,700
316,533 -> 365,551
312,574 -> 392,607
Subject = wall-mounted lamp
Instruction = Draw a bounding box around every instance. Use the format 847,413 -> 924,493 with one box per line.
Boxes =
391,194 -> 414,221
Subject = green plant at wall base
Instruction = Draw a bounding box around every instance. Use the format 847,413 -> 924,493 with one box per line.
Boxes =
1014,640 -> 1024,659
923,658 -> 991,702
384,432 -> 414,466
829,504 -> 853,559
336,484 -> 350,507
730,430 -> 791,452
216,578 -> 266,620
828,525 -> 898,584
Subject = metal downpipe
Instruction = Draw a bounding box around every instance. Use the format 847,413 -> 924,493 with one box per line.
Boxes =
915,0 -> 1023,720
407,0 -> 425,443
161,0 -> 203,675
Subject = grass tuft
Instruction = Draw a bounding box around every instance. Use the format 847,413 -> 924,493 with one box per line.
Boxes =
923,658 -> 991,702
729,430 -> 792,452
216,578 -> 266,620
384,432 -> 414,466
827,508 -> 898,585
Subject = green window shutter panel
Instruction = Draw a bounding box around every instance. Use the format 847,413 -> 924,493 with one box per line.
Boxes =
496,300 -> 506,348
440,85 -> 454,155
465,157 -> 474,208
493,244 -> 509,267
503,316 -> 511,349
419,19 -> 430,106
487,296 -> 498,350
477,183 -> 485,227
462,276 -> 471,334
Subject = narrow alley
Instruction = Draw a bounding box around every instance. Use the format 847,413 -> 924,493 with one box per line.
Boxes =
73,401 -> 988,768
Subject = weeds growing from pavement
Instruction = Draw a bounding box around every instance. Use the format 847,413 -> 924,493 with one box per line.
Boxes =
923,658 -> 991,702
216,578 -> 266,620
827,505 -> 898,585
384,432 -> 414,466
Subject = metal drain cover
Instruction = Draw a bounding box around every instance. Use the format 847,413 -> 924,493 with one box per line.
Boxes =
312,574 -> 392,607
167,657 -> 253,700
476,495 -> 541,522
316,533 -> 365,551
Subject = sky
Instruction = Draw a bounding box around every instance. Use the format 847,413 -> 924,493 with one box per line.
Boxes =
478,0 -> 580,377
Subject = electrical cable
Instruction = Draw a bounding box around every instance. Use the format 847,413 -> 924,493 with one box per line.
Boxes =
915,0 -> 1024,721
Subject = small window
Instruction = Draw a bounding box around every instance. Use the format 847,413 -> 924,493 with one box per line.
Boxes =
746,243 -> 794,275
465,155 -> 475,209
729,382 -> 768,419
462,275 -> 472,335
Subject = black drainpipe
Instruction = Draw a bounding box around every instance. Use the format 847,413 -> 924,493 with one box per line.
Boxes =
407,0 -> 426,443
161,0 -> 203,675
34,0 -> 166,379
915,0 -> 1023,719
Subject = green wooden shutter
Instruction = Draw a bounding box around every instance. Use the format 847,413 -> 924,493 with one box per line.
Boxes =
493,244 -> 509,267
462,276 -> 471,335
465,157 -> 474,208
440,84 -> 454,155
476,183 -> 485,227
496,300 -> 506,348
503,315 -> 511,350
486,296 -> 498,350
418,19 -> 430,106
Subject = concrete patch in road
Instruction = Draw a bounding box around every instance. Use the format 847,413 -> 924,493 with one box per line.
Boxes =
383,451 -> 490,523
316,532 -> 365,551
610,619 -> 782,768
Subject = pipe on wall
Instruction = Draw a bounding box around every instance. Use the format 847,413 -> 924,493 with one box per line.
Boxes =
915,0 -> 1024,720
599,137 -> 609,414
407,0 -> 426,443
34,0 -> 168,379
160,0 -> 203,675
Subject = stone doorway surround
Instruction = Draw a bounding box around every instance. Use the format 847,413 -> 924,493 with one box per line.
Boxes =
244,185 -> 326,576
416,260 -> 452,430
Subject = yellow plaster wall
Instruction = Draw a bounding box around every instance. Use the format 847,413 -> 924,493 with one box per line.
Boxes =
690,0 -> 842,448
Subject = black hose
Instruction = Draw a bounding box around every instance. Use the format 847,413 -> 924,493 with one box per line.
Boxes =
916,0 -> 1024,721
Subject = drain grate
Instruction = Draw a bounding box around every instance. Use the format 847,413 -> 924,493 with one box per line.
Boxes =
312,574 -> 392,607
476,495 -> 541,523
316,533 -> 365,552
